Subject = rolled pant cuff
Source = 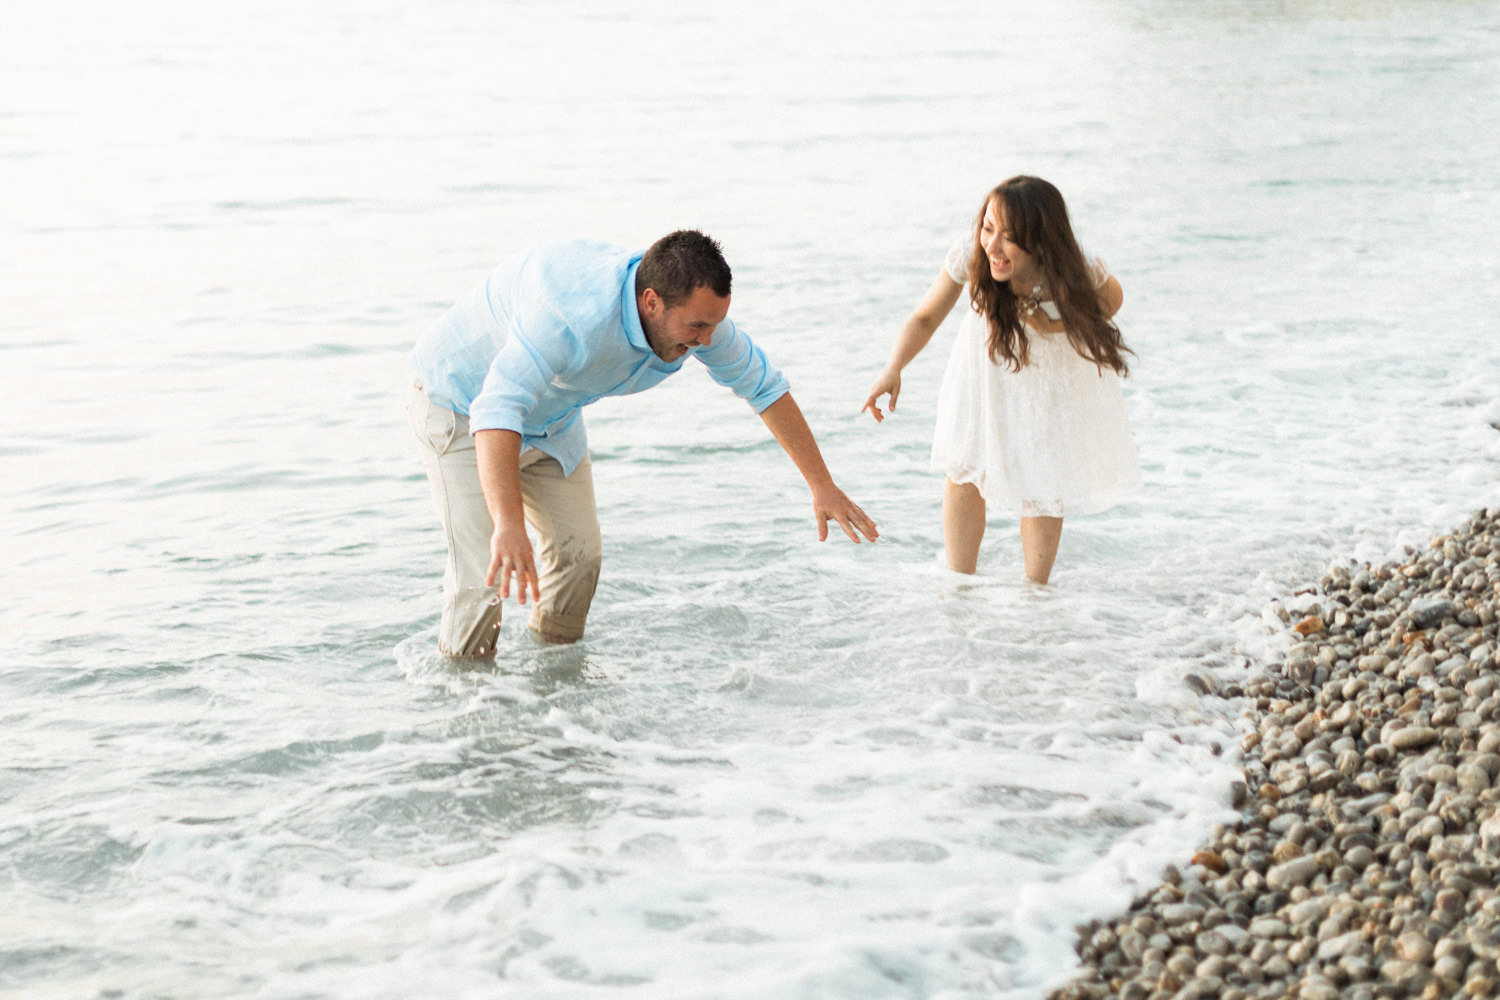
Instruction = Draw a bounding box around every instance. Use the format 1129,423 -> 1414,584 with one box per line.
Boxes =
440,587 -> 504,658
528,609 -> 586,644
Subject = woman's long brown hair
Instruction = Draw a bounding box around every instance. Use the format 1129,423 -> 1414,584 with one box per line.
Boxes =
967,176 -> 1132,376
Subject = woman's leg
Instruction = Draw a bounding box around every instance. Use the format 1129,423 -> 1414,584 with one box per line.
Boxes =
1019,516 -> 1063,584
943,478 -> 986,574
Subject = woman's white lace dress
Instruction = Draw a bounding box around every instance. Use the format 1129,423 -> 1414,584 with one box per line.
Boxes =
931,238 -> 1142,517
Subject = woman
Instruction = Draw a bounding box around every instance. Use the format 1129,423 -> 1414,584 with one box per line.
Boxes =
863,176 -> 1141,583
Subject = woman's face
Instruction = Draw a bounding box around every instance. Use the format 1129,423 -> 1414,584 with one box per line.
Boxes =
979,198 -> 1039,287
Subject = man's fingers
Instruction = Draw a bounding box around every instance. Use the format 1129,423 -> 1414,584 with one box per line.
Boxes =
837,503 -> 878,543
492,557 -> 538,604
847,505 -> 878,543
487,545 -> 541,605
816,504 -> 878,544
509,558 -> 538,605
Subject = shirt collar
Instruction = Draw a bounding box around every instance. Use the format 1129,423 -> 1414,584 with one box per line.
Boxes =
623,255 -> 693,372
622,257 -> 650,353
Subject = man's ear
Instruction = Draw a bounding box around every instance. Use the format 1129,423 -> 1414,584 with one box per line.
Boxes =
639,287 -> 661,316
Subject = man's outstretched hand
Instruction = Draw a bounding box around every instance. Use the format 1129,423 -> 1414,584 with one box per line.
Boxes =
811,484 -> 879,543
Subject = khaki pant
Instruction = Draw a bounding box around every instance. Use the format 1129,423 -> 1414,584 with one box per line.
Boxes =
406,380 -> 602,654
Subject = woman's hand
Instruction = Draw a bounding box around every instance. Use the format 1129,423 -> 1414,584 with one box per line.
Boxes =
861,369 -> 902,423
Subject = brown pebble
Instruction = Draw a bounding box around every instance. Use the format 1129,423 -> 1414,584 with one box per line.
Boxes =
1191,850 -> 1227,874
1295,615 -> 1326,636
1272,841 -> 1304,863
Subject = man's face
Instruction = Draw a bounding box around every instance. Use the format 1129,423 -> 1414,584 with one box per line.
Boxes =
639,285 -> 731,362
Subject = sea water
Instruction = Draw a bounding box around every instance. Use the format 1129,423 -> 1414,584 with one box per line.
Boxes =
3,0 -> 1499,997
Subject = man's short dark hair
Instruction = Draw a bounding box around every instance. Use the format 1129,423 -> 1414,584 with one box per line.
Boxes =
636,230 -> 732,308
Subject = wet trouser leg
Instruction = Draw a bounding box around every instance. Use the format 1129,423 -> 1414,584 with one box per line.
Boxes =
406,380 -> 601,654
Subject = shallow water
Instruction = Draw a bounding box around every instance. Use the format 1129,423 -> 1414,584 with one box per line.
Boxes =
3,0 -> 1500,996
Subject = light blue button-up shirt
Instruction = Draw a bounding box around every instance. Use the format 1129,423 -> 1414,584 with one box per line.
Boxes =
411,239 -> 791,477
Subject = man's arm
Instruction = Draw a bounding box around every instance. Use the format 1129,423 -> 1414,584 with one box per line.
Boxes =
475,428 -> 541,604
758,393 -> 878,543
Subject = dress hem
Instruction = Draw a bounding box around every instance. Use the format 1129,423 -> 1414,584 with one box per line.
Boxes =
938,461 -> 1141,518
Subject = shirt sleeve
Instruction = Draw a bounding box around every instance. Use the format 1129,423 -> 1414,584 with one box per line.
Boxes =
467,325 -> 580,434
944,234 -> 972,284
693,319 -> 790,413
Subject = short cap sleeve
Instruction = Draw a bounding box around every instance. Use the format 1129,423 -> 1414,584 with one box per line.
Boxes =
1085,252 -> 1110,290
944,235 -> 972,284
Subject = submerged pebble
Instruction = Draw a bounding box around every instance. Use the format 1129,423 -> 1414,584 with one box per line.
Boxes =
1051,508 -> 1500,1000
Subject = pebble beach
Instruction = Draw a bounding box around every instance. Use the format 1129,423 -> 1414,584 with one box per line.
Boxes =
1051,509 -> 1500,1000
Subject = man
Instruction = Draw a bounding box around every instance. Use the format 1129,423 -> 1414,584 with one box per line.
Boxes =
407,230 -> 878,656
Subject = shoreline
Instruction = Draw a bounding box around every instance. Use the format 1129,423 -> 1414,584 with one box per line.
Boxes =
1048,508 -> 1500,1000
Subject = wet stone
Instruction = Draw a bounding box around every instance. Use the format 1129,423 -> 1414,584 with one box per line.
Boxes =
1160,902 -> 1206,927
1391,727 -> 1440,751
1457,764 -> 1493,792
1289,897 -> 1334,926
1411,598 -> 1461,629
1381,958 -> 1430,986
1318,930 -> 1366,961
1267,855 -> 1321,890
1396,932 -> 1435,964
1046,511 -> 1500,1000
1300,976 -> 1341,1000
1250,916 -> 1289,939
